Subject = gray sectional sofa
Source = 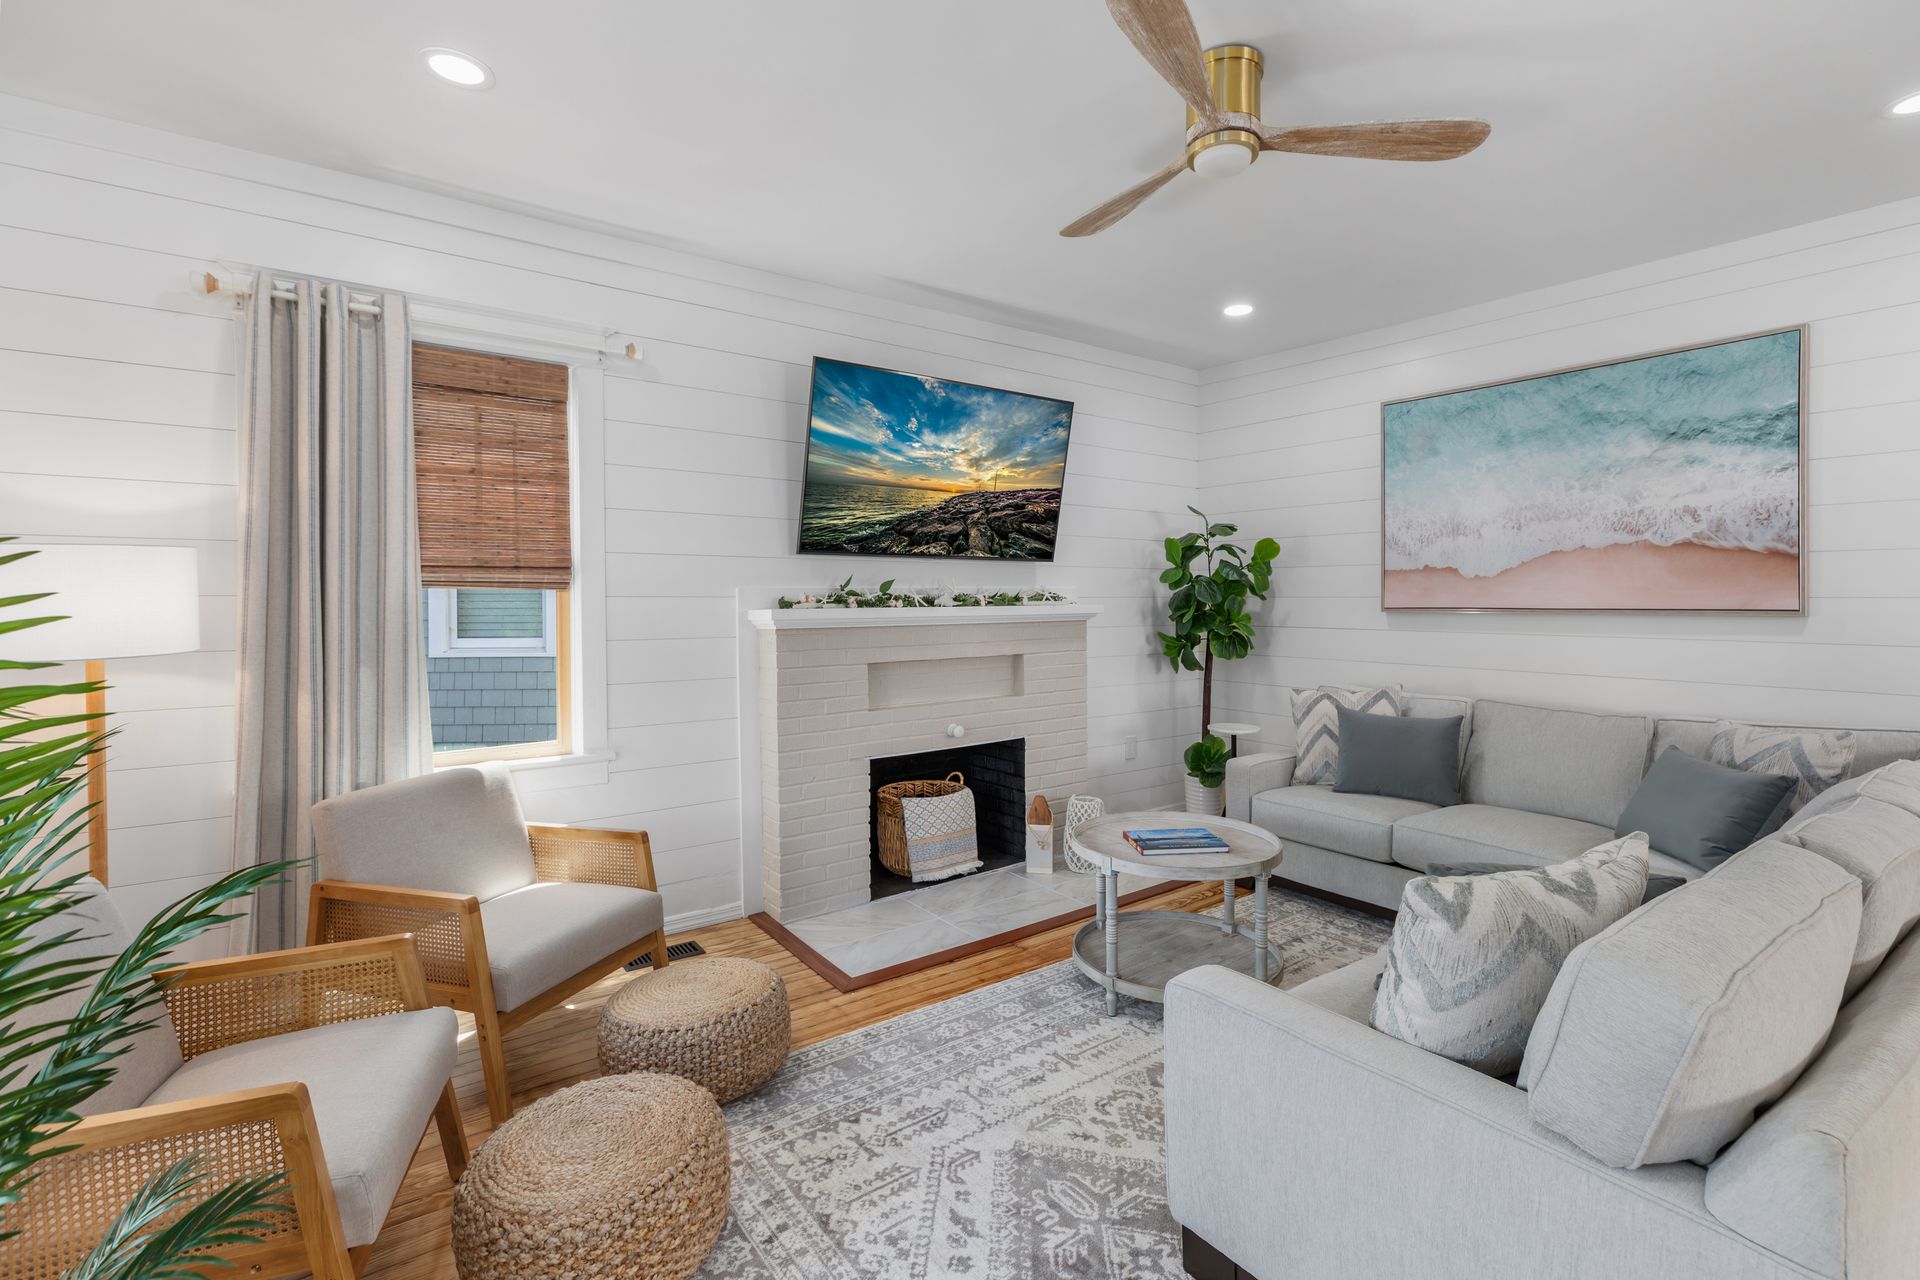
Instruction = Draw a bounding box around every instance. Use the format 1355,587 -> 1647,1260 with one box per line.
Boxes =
1173,699 -> 1920,1279
1225,689 -> 1920,911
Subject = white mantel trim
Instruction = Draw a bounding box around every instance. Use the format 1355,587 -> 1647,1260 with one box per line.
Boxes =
746,603 -> 1101,630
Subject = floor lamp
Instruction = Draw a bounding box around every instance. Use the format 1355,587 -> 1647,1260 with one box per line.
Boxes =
9,545 -> 201,886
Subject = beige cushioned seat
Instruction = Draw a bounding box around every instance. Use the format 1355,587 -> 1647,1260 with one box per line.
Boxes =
311,762 -> 536,902
1251,787 -> 1436,865
1520,842 -> 1861,1169
1389,804 -> 1616,874
146,1007 -> 459,1247
1780,770 -> 1920,997
481,881 -> 666,1011
1286,949 -> 1388,1024
22,879 -> 182,1116
1705,930 -> 1920,1277
1464,700 -> 1653,828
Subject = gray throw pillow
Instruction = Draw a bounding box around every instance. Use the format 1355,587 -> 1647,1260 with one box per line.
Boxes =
1616,747 -> 1796,873
1290,686 -> 1403,786
1332,706 -> 1462,807
1371,833 -> 1650,1076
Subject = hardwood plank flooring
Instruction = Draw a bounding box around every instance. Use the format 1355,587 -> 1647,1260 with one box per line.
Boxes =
360,879 -> 1223,1280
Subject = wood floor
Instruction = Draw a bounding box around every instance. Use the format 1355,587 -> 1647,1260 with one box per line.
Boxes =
361,879 -> 1221,1280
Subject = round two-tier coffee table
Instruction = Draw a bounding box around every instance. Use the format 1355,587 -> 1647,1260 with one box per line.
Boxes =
1067,812 -> 1284,1016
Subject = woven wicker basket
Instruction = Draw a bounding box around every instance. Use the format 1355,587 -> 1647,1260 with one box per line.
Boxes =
877,771 -> 967,877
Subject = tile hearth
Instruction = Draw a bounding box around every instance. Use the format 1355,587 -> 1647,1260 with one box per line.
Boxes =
783,864 -> 1157,977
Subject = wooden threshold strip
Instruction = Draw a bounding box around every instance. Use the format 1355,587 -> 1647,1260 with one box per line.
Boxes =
750,880 -> 1186,993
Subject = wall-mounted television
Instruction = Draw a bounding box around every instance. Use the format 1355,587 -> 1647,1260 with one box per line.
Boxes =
796,357 -> 1074,561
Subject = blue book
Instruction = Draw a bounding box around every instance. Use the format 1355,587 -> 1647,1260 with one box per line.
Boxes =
1124,827 -> 1226,842
1124,827 -> 1230,855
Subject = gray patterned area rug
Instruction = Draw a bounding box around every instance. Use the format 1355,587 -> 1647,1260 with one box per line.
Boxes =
698,888 -> 1390,1279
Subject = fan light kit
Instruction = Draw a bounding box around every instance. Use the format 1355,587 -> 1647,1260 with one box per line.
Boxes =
421,48 -> 492,88
1891,91 -> 1920,116
1222,303 -> 1254,317
1063,0 -> 1491,236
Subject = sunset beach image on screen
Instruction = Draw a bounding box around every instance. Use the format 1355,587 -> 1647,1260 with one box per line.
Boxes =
1381,328 -> 1803,612
797,358 -> 1073,560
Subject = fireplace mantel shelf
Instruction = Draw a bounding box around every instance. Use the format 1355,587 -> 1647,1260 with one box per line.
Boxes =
746,603 -> 1101,630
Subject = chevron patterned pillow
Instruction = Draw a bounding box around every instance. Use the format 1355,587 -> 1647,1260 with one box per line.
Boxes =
1706,720 -> 1857,812
1372,833 -> 1651,1076
1291,686 -> 1404,786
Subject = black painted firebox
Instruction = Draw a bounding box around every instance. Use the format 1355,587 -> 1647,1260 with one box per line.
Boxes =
868,738 -> 1027,900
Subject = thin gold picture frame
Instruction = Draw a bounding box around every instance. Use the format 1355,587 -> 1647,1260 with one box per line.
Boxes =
1378,324 -> 1809,616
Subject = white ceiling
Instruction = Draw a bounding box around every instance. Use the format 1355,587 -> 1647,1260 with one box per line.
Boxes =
4,0 -> 1919,367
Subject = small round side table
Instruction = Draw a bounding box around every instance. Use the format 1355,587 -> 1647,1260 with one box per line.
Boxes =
1208,721 -> 1261,757
1066,812 -> 1284,1016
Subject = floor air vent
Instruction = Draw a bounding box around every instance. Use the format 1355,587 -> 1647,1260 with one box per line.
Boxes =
625,940 -> 707,971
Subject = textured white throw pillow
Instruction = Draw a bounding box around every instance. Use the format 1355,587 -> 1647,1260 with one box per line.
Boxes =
1371,833 -> 1651,1076
1291,686 -> 1403,786
1707,720 -> 1857,812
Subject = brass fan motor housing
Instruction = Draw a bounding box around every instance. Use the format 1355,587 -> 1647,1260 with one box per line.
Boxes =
1185,44 -> 1263,172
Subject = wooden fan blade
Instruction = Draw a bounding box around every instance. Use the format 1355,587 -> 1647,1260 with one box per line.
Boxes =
1260,119 -> 1492,162
1105,0 -> 1220,124
1059,158 -> 1188,238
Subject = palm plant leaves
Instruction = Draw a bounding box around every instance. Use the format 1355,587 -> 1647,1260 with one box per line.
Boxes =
0,541 -> 296,1273
64,1158 -> 290,1280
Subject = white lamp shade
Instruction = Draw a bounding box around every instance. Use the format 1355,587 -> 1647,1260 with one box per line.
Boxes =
6,545 -> 200,661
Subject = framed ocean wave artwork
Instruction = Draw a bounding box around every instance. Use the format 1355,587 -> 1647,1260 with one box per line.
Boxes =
1380,326 -> 1806,613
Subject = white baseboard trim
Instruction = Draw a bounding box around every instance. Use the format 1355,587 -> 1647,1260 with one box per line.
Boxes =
666,902 -> 745,934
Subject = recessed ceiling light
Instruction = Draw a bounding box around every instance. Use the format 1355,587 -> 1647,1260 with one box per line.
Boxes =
421,48 -> 493,89
1222,302 -> 1255,318
1890,91 -> 1920,116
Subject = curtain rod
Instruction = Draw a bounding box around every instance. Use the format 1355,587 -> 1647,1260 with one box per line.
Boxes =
192,269 -> 643,363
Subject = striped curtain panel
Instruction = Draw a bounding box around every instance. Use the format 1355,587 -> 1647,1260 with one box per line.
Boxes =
230,278 -> 431,953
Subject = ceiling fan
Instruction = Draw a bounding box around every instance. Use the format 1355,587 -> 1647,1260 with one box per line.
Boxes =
1062,0 -> 1491,237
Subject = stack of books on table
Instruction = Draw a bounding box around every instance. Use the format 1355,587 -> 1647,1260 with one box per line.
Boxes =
1123,827 -> 1231,856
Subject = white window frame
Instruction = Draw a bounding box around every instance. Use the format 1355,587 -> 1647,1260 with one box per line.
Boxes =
426,587 -> 558,659
410,313 -> 613,785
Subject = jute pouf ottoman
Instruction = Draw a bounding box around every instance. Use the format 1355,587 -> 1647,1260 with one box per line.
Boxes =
598,956 -> 790,1103
450,1073 -> 728,1280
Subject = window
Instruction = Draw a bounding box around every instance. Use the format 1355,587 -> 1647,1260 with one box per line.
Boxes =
426,587 -> 557,658
413,344 -> 574,763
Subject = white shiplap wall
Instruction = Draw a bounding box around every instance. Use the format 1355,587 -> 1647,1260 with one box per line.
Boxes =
0,95 -> 1202,941
1198,198 -> 1920,736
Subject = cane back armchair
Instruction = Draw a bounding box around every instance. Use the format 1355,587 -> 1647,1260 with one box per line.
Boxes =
2,885 -> 467,1280
307,762 -> 667,1123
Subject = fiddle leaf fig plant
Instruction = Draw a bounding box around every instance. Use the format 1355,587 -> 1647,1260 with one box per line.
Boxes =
1183,735 -> 1230,789
1157,506 -> 1280,738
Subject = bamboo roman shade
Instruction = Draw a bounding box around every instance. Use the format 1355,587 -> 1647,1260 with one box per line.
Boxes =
413,344 -> 572,590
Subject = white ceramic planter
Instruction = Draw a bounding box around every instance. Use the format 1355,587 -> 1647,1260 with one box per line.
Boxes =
1184,777 -> 1224,816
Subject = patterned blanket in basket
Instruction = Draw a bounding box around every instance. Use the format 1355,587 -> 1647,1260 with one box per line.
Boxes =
899,788 -> 982,882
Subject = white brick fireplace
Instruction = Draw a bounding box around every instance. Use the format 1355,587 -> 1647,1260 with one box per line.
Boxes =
746,605 -> 1096,922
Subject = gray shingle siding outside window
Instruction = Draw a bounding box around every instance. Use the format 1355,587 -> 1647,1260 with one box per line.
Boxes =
427,656 -> 558,750
455,588 -> 545,639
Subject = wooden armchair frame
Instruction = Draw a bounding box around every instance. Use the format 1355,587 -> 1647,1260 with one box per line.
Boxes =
3,935 -> 468,1280
307,823 -> 667,1124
